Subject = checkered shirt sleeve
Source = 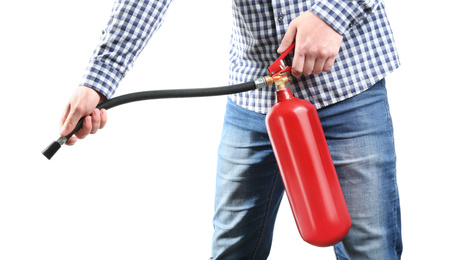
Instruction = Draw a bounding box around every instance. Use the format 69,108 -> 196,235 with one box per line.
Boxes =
310,0 -> 382,35
80,0 -> 173,99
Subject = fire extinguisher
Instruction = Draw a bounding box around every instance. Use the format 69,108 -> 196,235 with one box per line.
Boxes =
265,78 -> 351,247
265,45 -> 351,246
42,43 -> 351,247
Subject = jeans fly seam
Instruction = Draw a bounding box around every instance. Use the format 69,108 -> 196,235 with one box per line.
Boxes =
250,169 -> 279,260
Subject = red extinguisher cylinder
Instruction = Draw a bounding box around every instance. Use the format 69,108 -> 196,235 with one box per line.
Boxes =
266,87 -> 351,247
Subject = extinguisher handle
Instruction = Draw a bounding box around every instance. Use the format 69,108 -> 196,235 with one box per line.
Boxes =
267,43 -> 295,76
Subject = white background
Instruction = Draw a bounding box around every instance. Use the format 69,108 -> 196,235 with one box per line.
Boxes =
1,0 -> 449,259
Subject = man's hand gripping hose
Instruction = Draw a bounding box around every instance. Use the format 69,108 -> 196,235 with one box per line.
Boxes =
42,43 -> 295,160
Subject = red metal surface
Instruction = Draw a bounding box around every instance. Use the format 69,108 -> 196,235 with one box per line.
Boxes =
267,43 -> 295,76
266,88 -> 351,247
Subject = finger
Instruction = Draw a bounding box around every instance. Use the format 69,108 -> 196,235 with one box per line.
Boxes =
323,56 -> 337,72
60,106 -> 84,137
60,103 -> 71,130
302,55 -> 317,76
291,51 -> 305,77
90,109 -> 101,134
75,116 -> 92,140
65,135 -> 79,146
99,109 -> 107,129
277,24 -> 297,54
312,57 -> 327,75
60,103 -> 81,145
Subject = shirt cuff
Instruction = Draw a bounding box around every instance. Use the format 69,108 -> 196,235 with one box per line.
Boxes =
79,59 -> 123,99
310,0 -> 373,35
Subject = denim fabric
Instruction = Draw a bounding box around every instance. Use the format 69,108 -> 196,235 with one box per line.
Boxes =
210,79 -> 402,259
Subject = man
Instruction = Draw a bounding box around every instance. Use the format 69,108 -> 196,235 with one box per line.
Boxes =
60,0 -> 402,259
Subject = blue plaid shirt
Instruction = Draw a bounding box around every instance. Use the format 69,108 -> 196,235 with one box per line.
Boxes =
81,0 -> 399,114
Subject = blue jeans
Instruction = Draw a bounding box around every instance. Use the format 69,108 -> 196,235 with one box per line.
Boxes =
210,80 -> 402,259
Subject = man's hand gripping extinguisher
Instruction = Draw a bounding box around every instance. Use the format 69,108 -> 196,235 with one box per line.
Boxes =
43,43 -> 351,247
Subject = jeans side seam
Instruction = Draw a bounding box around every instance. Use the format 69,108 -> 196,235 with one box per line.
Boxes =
250,170 -> 279,260
391,172 -> 403,258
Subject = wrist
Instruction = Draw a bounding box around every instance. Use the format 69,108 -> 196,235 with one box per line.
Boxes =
77,86 -> 107,106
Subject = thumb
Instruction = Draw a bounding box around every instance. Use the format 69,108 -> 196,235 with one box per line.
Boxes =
60,103 -> 83,137
277,24 -> 296,54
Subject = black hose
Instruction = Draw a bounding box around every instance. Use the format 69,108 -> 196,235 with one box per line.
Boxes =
98,81 -> 256,109
42,81 -> 257,160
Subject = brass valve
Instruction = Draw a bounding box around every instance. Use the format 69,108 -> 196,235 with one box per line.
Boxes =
264,75 -> 291,90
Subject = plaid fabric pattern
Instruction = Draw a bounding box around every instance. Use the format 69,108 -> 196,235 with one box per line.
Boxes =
81,0 -> 399,114
80,0 -> 173,98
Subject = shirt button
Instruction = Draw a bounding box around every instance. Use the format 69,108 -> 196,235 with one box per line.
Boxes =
278,13 -> 284,21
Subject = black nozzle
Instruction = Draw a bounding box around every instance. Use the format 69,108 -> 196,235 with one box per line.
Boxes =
42,137 -> 67,160
42,141 -> 61,160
